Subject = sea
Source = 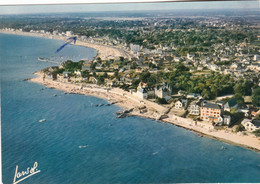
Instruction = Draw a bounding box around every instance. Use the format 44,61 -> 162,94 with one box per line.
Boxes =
1,33 -> 260,184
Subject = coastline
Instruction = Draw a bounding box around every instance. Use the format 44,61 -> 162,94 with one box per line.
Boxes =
30,72 -> 260,153
0,30 -> 134,60
2,30 -> 259,153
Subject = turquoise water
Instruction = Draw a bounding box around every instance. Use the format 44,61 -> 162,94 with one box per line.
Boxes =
1,33 -> 260,184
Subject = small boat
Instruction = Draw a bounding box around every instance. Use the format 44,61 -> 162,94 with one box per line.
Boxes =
78,145 -> 88,148
53,94 -> 57,97
152,151 -> 159,155
39,119 -> 46,123
221,146 -> 227,150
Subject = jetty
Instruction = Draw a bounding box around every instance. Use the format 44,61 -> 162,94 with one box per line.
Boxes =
38,57 -> 60,64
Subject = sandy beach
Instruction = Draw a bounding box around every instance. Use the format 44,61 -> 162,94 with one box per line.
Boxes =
0,29 -> 134,60
30,72 -> 260,153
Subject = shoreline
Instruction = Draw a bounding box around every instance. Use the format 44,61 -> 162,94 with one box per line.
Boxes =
0,30 -> 134,60
2,30 -> 259,153
30,72 -> 260,153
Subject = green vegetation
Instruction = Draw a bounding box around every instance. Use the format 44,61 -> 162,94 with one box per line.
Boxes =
230,108 -> 245,126
156,97 -> 168,104
256,114 -> 260,121
62,60 -> 83,72
166,67 -> 234,99
252,87 -> 260,107
253,129 -> 260,137
235,124 -> 246,132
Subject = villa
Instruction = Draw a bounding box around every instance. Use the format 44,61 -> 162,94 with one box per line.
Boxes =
188,101 -> 200,116
241,119 -> 260,132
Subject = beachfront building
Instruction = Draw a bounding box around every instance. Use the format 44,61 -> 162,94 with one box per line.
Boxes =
155,83 -> 172,101
200,101 -> 221,122
105,78 -> 119,87
175,99 -> 188,110
63,71 -> 71,78
66,31 -> 73,37
70,76 -> 83,83
134,82 -> 154,99
88,77 -> 98,84
57,73 -> 69,83
135,88 -> 148,99
241,119 -> 260,132
74,70 -> 82,77
223,115 -> 231,125
188,102 -> 200,115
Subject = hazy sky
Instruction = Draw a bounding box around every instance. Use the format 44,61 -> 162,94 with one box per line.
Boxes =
0,1 -> 259,15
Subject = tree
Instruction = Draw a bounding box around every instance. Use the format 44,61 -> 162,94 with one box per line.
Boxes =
156,97 -> 168,104
234,80 -> 253,96
235,124 -> 245,132
97,76 -> 105,85
130,62 -> 137,69
96,57 -> 102,63
82,71 -> 90,78
119,57 -> 124,62
255,114 -> 260,121
252,87 -> 260,107
175,63 -> 189,71
62,60 -> 83,72
253,129 -> 260,137
234,93 -> 245,108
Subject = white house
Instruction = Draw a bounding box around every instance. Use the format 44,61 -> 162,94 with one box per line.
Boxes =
223,115 -> 231,125
175,99 -> 188,109
224,99 -> 238,112
74,70 -> 82,77
188,102 -> 200,115
187,53 -> 195,61
241,119 -> 260,132
253,55 -> 260,61
174,57 -> 181,62
66,31 -> 73,37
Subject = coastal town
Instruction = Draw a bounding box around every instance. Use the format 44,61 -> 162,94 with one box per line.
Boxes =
1,10 -> 260,150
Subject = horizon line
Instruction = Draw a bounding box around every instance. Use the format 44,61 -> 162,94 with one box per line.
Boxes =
0,7 -> 259,16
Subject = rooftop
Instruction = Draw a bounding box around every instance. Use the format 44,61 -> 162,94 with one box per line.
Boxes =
201,101 -> 221,109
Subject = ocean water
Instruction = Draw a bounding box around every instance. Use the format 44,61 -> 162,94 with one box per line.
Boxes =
1,33 -> 260,184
